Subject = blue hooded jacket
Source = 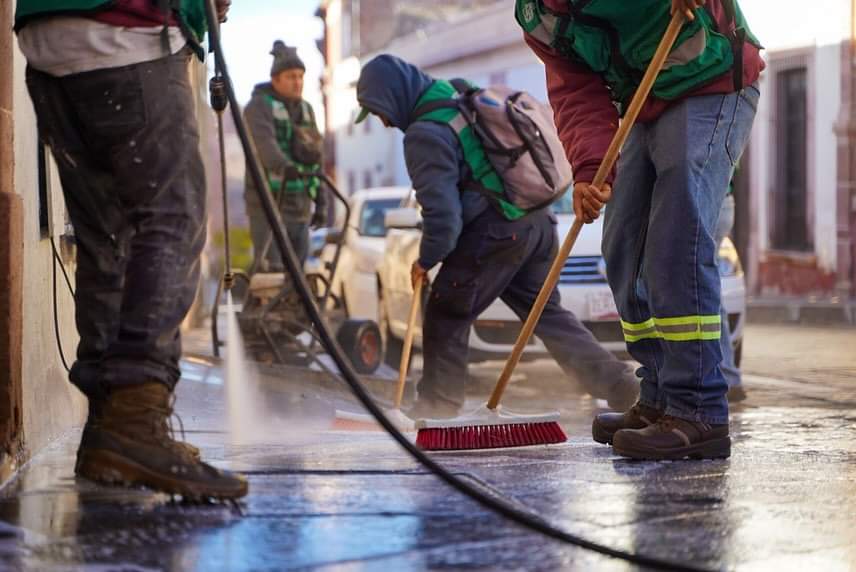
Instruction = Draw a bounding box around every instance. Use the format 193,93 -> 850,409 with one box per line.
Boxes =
356,54 -> 489,270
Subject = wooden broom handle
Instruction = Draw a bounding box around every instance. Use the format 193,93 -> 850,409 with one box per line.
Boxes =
394,278 -> 423,409
487,10 -> 687,410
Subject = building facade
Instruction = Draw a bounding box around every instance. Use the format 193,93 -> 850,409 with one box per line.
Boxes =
318,0 -> 856,304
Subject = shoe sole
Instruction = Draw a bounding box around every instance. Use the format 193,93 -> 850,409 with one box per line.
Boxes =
591,419 -> 615,445
613,436 -> 731,460
77,449 -> 248,500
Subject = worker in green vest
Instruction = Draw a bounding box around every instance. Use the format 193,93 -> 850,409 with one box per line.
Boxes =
355,55 -> 641,419
15,0 -> 247,499
244,41 -> 326,271
518,0 -> 763,459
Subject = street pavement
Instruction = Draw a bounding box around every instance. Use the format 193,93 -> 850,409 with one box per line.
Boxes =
0,323 -> 854,571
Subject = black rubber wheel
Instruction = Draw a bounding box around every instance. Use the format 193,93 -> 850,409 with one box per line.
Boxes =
337,319 -> 382,374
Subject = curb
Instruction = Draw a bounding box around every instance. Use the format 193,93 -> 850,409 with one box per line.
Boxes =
747,298 -> 856,326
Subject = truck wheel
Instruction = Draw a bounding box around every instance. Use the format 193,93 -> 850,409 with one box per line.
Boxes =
337,319 -> 382,374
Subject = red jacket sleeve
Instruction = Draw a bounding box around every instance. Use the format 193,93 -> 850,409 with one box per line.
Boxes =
525,33 -> 619,186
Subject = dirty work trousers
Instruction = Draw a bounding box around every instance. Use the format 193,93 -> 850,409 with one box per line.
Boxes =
25,49 -> 206,399
245,188 -> 310,270
418,207 -> 635,409
602,85 -> 759,425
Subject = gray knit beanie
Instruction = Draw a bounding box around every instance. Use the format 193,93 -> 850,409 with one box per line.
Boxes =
270,40 -> 305,76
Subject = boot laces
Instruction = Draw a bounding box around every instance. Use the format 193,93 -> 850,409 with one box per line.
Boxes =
141,395 -> 190,457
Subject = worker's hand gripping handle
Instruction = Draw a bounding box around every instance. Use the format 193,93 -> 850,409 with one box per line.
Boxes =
487,10 -> 688,410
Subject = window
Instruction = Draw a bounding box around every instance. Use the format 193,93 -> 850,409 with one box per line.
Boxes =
358,198 -> 402,237
771,67 -> 811,251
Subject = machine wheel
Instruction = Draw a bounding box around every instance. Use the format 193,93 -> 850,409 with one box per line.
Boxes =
337,319 -> 382,374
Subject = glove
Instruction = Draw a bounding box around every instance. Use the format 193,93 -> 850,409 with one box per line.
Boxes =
311,209 -> 327,229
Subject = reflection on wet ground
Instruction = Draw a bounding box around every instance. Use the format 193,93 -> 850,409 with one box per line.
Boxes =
0,353 -> 855,571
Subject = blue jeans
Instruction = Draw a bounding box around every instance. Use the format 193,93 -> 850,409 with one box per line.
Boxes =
420,208 -> 637,408
602,85 -> 759,424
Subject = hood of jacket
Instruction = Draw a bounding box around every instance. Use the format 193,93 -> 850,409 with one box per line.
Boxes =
356,54 -> 435,131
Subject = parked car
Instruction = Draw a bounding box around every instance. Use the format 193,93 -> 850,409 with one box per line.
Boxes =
376,191 -> 747,366
318,186 -> 411,320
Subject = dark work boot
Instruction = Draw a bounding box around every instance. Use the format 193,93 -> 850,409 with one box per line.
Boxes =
592,402 -> 662,445
76,397 -> 201,474
612,415 -> 731,460
76,382 -> 248,500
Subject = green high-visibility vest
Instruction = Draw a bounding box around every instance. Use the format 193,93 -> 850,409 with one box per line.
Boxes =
413,80 -> 526,221
14,0 -> 208,54
515,0 -> 760,114
265,95 -> 320,198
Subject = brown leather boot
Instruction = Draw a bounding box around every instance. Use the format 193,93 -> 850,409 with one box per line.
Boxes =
76,398 -> 201,474
612,415 -> 731,460
592,402 -> 662,445
76,382 -> 248,500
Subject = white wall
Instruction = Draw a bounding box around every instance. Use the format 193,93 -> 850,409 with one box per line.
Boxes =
813,43 -> 842,271
12,45 -> 86,455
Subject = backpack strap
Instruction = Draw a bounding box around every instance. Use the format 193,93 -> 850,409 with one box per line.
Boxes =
410,99 -> 460,122
411,78 -> 476,122
721,0 -> 745,91
449,78 -> 475,95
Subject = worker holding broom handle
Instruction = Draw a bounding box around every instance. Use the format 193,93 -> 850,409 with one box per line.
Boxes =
355,54 -> 641,421
519,0 -> 763,459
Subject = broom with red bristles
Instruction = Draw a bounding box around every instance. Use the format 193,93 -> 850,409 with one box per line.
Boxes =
416,9 -> 689,451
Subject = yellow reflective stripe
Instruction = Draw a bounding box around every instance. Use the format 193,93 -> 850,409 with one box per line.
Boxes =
624,331 -> 660,343
653,315 -> 720,327
622,315 -> 721,343
620,318 -> 655,332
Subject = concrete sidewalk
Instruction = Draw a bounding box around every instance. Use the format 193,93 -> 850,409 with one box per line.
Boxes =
0,325 -> 854,571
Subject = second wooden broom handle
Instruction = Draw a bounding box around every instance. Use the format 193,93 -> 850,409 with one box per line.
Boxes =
394,278 -> 423,409
487,10 -> 687,410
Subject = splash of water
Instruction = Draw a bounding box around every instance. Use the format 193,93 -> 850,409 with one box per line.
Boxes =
224,291 -> 257,445
222,291 -> 333,446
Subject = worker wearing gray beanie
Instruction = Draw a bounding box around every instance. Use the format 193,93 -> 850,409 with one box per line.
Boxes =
270,40 -> 305,76
243,39 -> 326,271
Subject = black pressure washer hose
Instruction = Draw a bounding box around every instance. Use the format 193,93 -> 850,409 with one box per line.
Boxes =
203,5 -> 710,570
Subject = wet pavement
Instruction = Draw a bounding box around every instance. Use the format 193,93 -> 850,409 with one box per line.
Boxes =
1,324 -> 855,571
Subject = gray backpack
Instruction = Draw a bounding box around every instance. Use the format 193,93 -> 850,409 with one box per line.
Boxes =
414,79 -> 573,219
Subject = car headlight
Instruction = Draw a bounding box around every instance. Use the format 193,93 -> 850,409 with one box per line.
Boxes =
717,237 -> 743,277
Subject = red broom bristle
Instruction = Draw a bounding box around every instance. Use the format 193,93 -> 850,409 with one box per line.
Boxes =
416,421 -> 567,451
